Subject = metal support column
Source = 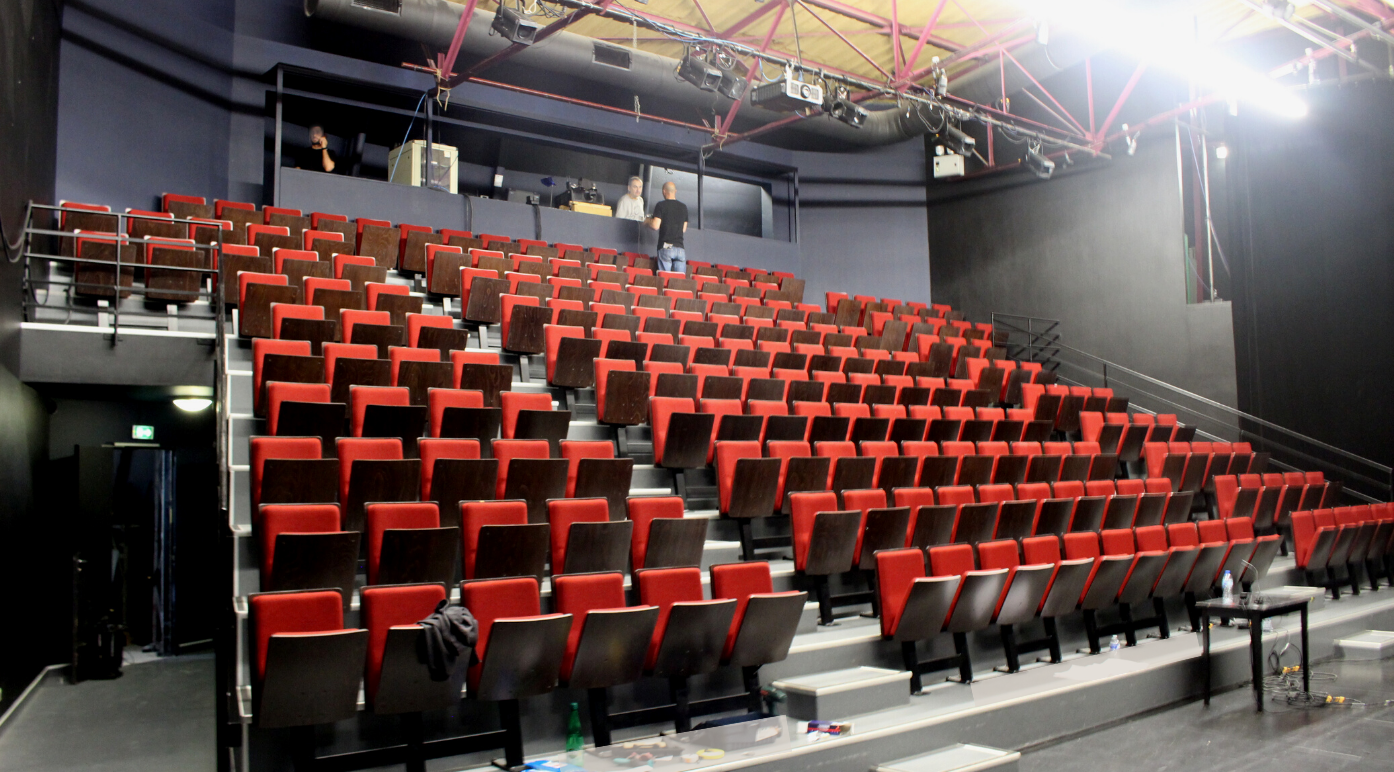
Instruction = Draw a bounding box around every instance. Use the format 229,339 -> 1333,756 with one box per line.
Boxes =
424,96 -> 434,190
696,151 -> 705,229
273,67 -> 284,207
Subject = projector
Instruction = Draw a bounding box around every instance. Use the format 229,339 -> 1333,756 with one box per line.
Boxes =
751,77 -> 824,112
491,7 -> 539,45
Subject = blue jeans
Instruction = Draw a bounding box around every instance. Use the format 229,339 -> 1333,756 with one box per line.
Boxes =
657,246 -> 686,274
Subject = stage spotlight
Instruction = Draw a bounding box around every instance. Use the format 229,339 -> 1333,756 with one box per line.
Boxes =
1025,144 -> 1054,180
1215,144 -> 1230,159
173,397 -> 212,412
822,86 -> 868,128
678,53 -> 722,92
711,53 -> 749,100
940,124 -> 975,156
491,6 -> 539,45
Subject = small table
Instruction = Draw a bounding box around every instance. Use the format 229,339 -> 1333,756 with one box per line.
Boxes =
1197,594 -> 1309,712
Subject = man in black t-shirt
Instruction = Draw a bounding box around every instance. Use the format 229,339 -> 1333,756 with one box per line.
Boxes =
294,125 -> 338,174
646,181 -> 688,273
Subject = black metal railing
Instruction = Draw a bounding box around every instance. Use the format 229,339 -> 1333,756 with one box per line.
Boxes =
991,313 -> 1392,504
21,203 -> 224,341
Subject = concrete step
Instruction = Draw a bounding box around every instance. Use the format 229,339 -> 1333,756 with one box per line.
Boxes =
774,666 -> 911,721
1334,629 -> 1394,660
874,745 -> 1020,772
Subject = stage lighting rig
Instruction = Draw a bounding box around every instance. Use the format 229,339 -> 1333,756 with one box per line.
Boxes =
678,52 -> 723,92
751,66 -> 824,112
1024,142 -> 1054,180
822,85 -> 867,128
939,124 -> 975,156
491,6 -> 539,45
710,51 -> 750,100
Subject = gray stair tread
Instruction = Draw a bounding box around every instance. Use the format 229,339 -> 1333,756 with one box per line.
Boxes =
875,744 -> 1019,772
774,666 -> 909,695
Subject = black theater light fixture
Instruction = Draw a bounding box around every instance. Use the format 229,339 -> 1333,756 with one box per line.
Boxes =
1024,142 -> 1055,180
678,52 -> 723,92
492,6 -> 539,45
940,124 -> 975,156
823,85 -> 868,128
714,54 -> 750,100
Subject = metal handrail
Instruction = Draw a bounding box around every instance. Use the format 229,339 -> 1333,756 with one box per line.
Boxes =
22,204 -> 224,340
991,313 -> 1392,501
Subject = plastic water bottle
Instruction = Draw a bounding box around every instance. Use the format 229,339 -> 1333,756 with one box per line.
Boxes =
1109,634 -> 1121,652
566,702 -> 583,752
1221,570 -> 1235,602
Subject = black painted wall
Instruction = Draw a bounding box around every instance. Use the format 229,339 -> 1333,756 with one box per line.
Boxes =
0,0 -> 61,712
927,139 -> 1239,406
1227,81 -> 1394,468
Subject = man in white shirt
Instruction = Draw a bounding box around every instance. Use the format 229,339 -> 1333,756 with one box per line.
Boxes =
614,176 -> 646,221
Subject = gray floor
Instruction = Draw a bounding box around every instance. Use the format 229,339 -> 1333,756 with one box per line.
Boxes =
0,653 -> 215,772
1021,657 -> 1394,772
3,651 -> 1393,772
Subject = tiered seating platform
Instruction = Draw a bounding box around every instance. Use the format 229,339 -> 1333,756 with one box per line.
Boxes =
38,195 -> 1393,772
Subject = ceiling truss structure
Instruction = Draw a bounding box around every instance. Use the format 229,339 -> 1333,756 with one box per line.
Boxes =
420,0 -> 1394,173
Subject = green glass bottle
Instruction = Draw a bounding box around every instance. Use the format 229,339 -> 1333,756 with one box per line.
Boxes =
566,702 -> 583,752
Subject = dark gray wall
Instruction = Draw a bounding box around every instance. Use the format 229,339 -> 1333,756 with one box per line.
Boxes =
0,0 -> 62,713
795,140 -> 932,307
55,0 -> 238,213
927,140 -> 1238,406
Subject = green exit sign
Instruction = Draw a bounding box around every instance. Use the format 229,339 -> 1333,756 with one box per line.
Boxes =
132,425 -> 155,441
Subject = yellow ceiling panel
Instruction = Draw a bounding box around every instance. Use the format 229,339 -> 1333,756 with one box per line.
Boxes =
463,0 -> 1296,88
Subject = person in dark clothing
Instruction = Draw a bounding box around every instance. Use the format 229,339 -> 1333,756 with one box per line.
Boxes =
294,125 -> 338,173
647,181 -> 688,273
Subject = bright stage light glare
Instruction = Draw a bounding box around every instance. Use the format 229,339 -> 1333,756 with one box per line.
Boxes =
1019,0 -> 1308,119
1215,144 -> 1230,159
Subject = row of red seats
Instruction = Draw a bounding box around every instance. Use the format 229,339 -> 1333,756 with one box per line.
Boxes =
780,479 -> 1195,550
1213,472 -> 1335,530
257,493 -> 709,592
1291,503 -> 1394,597
1141,441 -> 1268,496
249,559 -> 801,754
875,514 -> 1277,685
708,436 -> 1123,505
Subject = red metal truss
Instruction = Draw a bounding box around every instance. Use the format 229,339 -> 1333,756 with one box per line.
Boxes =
717,3 -> 788,137
799,0 -> 963,53
904,0 -> 951,75
437,0 -> 480,80
720,2 -> 781,38
796,1 -> 892,80
688,0 -> 715,31
895,19 -> 1034,88
1003,49 -> 1087,135
1095,62 -> 1147,145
